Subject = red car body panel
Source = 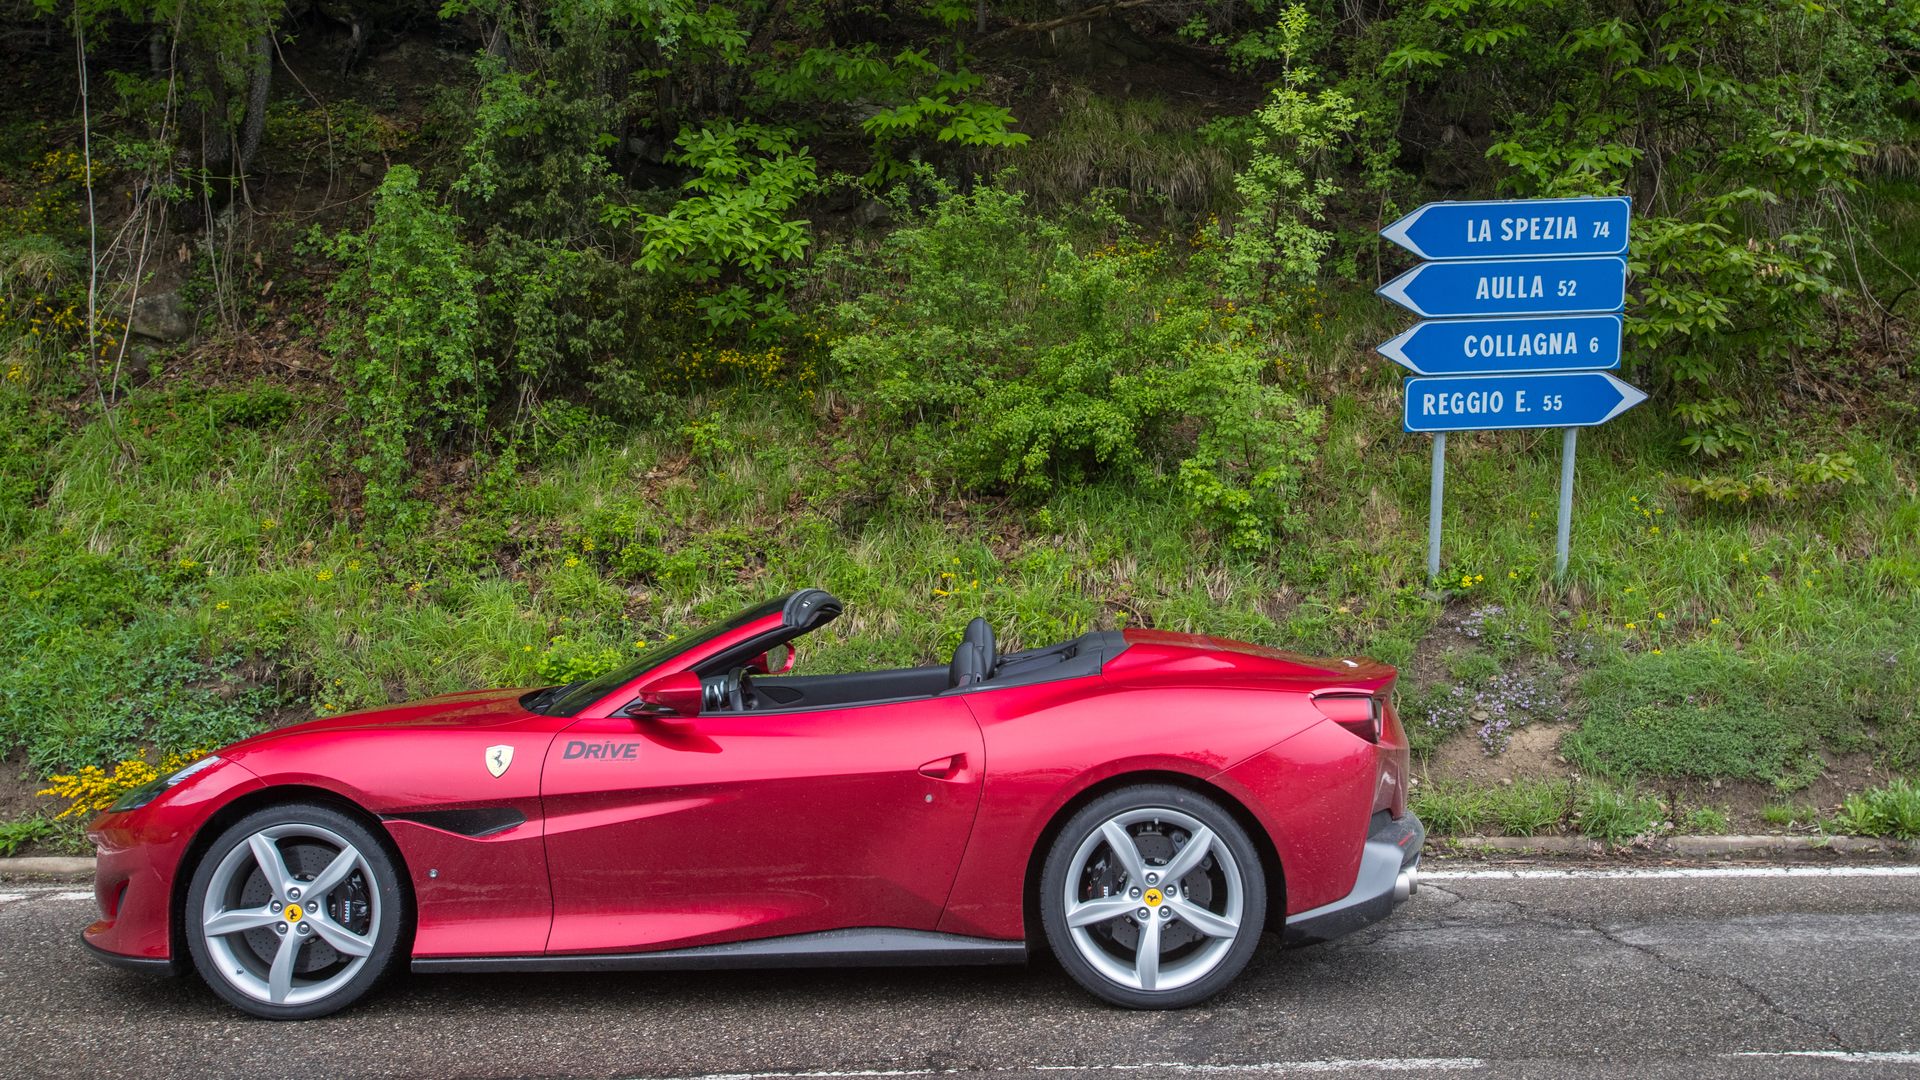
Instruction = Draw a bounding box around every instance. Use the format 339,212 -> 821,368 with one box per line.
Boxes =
541,697 -> 983,953
84,599 -> 1412,973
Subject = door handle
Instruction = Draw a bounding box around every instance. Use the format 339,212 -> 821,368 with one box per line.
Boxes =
918,753 -> 969,781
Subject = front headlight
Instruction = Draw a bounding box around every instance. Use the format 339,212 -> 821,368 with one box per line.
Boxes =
109,755 -> 225,813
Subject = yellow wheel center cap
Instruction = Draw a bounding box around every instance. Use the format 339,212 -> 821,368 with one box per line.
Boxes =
1143,888 -> 1163,908
284,903 -> 304,923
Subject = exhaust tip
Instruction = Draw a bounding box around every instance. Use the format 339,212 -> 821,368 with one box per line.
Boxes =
1394,868 -> 1418,903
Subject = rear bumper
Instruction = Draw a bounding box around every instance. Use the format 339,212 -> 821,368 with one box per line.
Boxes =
1281,810 -> 1424,946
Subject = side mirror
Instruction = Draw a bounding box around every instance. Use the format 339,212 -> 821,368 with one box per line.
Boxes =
623,670 -> 704,719
751,643 -> 797,675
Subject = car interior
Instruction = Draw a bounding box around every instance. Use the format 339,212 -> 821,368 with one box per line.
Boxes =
695,617 -> 1128,714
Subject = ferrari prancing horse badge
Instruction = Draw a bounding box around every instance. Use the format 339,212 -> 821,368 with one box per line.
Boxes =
484,744 -> 514,778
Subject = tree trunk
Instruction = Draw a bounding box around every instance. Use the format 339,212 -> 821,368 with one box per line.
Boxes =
234,30 -> 271,178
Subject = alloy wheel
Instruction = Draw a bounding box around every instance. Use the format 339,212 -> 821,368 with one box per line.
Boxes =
1060,806 -> 1246,993
197,822 -> 381,1007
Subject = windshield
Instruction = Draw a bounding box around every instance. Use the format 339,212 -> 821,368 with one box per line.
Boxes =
524,595 -> 789,717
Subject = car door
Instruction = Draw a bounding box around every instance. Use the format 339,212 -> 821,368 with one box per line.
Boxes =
540,695 -> 985,955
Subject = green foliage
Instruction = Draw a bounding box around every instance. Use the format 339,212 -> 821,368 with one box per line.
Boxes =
1829,779 -> 1920,840
1007,91 -> 1239,214
1201,6 -> 1359,305
1409,778 -> 1571,835
1567,645 -> 1825,789
1575,781 -> 1667,844
1409,0 -> 1909,462
1682,805 -> 1731,834
0,816 -> 54,856
451,53 -> 623,234
0,545 -> 283,773
608,122 -> 818,331
319,166 -> 484,527
827,180 -> 1321,551
535,635 -> 629,683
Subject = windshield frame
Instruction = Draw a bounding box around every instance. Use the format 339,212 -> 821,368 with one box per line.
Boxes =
523,595 -> 789,718
522,590 -> 842,718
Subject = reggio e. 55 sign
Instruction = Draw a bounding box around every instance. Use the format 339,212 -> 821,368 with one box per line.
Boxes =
1374,196 -> 1647,579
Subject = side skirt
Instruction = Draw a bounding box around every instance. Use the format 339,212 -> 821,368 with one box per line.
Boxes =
412,928 -> 1027,974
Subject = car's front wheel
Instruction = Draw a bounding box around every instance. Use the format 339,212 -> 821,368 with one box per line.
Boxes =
183,802 -> 407,1019
1040,784 -> 1266,1008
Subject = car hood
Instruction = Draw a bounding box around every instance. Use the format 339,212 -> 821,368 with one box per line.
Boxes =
220,687 -> 538,753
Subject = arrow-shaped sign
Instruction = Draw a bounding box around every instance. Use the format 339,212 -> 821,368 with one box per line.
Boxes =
1403,371 -> 1648,433
1377,256 -> 1626,318
1381,196 -> 1630,261
1377,314 -> 1623,376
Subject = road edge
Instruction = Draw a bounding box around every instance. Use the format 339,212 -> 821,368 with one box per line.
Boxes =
5,834 -> 1918,883
1438,834 -> 1920,858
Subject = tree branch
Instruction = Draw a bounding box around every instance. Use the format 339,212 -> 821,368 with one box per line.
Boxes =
973,0 -> 1164,49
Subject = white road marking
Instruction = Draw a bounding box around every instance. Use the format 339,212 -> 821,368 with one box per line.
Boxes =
1727,1051 -> 1920,1064
636,1063 -> 1490,1080
634,1054 -> 1920,1080
51,890 -> 92,901
1423,865 -> 1920,881
0,893 -> 25,905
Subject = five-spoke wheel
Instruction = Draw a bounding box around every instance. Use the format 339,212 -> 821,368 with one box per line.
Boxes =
1040,785 -> 1265,1008
184,803 -> 406,1019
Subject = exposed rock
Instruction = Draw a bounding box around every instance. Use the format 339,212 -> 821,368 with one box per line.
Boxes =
129,289 -> 193,341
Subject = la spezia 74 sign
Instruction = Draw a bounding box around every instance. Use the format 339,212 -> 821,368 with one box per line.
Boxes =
1379,196 -> 1630,261
1375,195 -> 1649,578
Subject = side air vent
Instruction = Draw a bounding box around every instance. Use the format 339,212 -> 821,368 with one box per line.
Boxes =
383,807 -> 527,838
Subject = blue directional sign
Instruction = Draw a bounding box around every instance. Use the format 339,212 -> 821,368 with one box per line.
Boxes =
1381,197 -> 1630,261
1377,256 -> 1626,319
1376,314 -> 1622,376
1403,372 -> 1649,433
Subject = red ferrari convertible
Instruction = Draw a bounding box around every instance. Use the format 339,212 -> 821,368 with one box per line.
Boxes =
84,589 -> 1422,1018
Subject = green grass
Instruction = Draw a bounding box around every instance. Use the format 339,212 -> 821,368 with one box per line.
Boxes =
1682,806 -> 1732,834
1760,802 -> 1822,829
1411,779 -> 1573,836
1573,782 -> 1668,845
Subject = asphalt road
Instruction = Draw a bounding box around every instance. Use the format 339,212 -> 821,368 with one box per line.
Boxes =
4,862 -> 1919,1080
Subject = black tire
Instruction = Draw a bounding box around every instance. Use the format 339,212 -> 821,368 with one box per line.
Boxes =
1039,784 -> 1266,1009
183,801 -> 408,1019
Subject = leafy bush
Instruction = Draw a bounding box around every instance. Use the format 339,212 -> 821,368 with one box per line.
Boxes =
608,122 -> 819,332
319,165 -> 484,527
1830,779 -> 1920,840
827,180 -> 1321,550
1198,5 -> 1359,305
0,816 -> 54,855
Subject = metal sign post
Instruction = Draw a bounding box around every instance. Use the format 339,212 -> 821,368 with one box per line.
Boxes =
1376,196 -> 1644,583
1556,428 -> 1577,577
1428,432 -> 1446,582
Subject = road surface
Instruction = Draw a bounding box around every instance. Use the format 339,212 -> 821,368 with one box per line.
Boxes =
3,861 -> 1917,1079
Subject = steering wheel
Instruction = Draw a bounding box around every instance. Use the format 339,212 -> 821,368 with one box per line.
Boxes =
722,665 -> 754,711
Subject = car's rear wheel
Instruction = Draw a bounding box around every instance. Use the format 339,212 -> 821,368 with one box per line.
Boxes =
1039,784 -> 1266,1009
184,802 -> 406,1019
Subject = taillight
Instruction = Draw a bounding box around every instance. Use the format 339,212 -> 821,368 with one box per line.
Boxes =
1315,693 -> 1381,743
